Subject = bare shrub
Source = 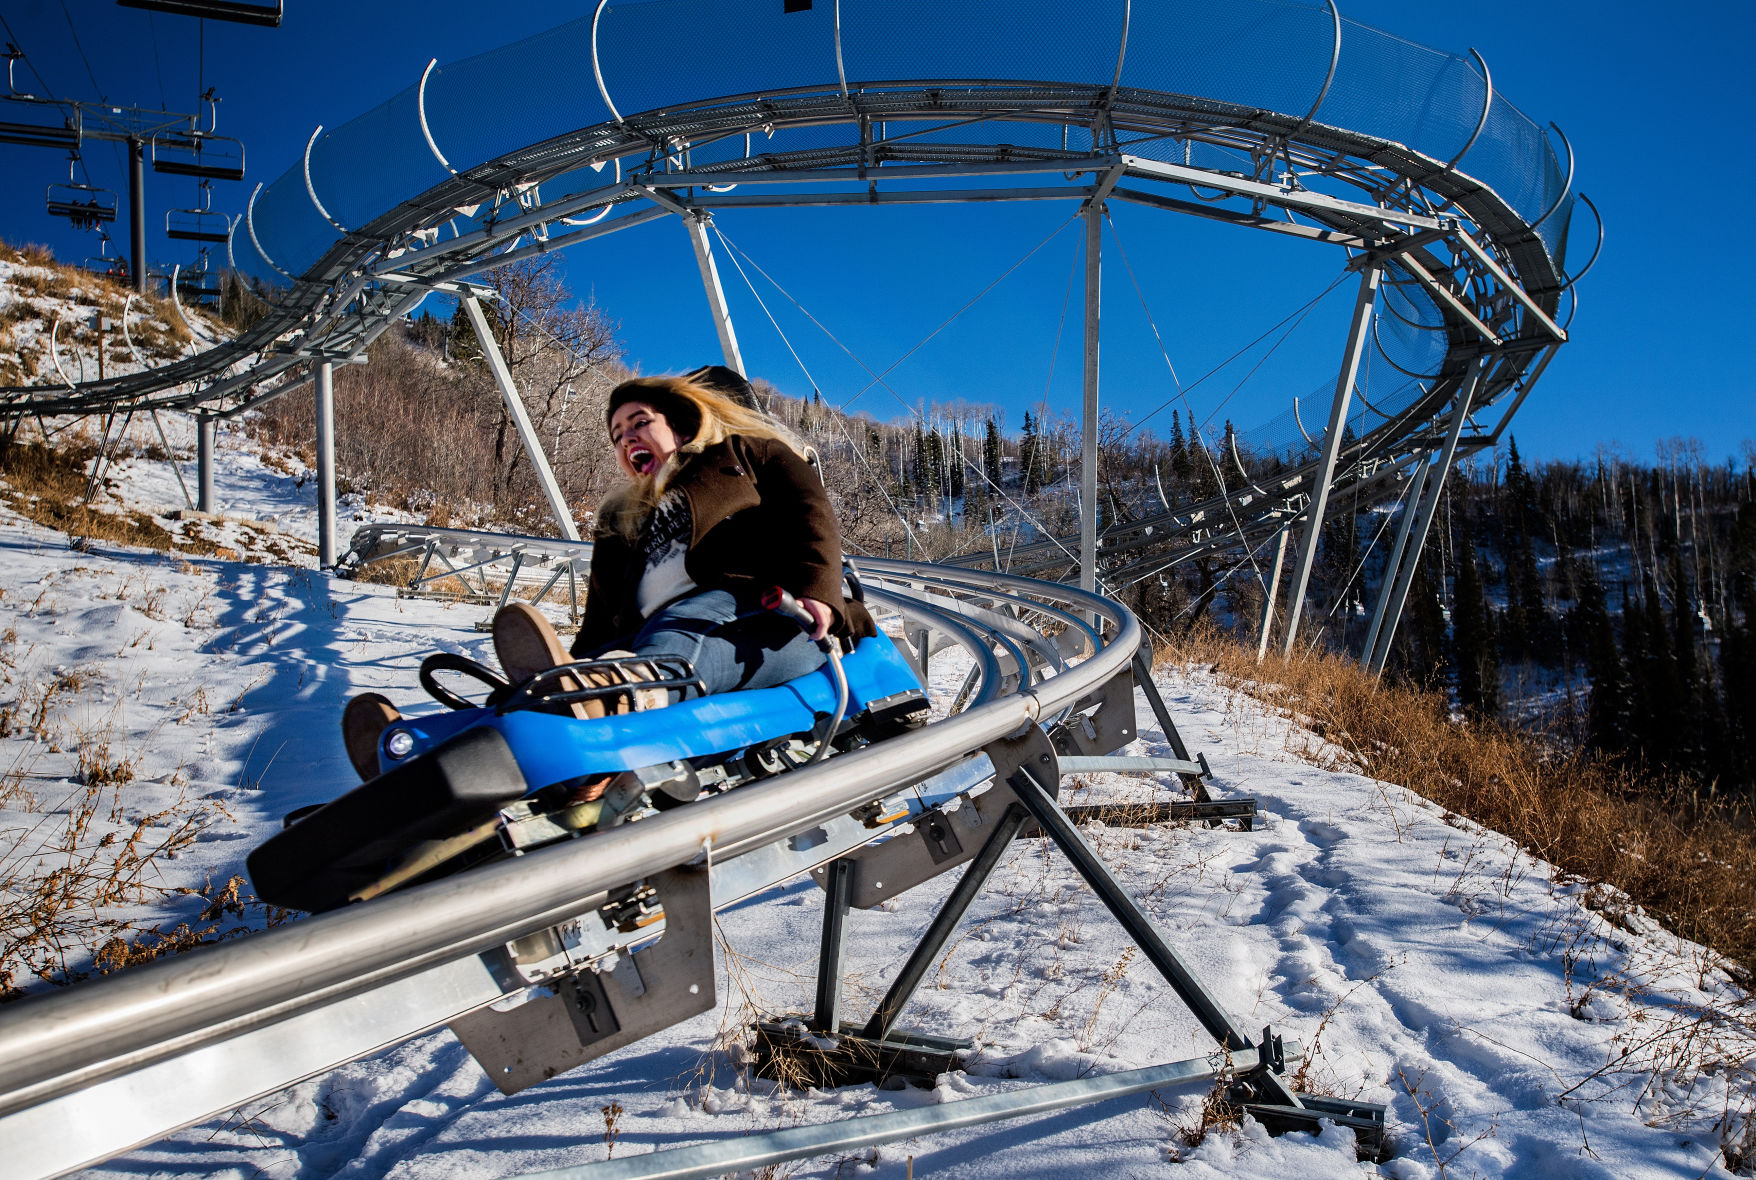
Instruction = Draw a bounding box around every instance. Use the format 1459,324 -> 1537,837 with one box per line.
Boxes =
0,777 -> 283,1001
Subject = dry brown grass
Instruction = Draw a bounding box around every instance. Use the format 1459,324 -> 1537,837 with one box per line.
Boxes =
0,437 -> 233,558
1163,626 -> 1756,976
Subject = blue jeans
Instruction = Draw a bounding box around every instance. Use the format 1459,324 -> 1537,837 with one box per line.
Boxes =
586,589 -> 826,697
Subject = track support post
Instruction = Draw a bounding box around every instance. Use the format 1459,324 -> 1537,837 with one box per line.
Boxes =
314,360 -> 337,568
195,412 -> 216,513
1079,199 -> 1102,596
1282,262 -> 1381,659
811,858 -> 854,1034
684,211 -> 746,376
460,294 -> 581,542
1366,355 -> 1489,674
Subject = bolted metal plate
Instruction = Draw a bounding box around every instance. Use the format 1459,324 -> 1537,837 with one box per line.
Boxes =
449,866 -> 715,1094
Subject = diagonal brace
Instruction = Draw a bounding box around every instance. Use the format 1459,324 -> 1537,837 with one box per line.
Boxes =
1005,762 -> 1302,1109
860,803 -> 1032,1042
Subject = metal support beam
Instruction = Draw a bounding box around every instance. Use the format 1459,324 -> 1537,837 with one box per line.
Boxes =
1280,263 -> 1381,659
195,413 -> 215,512
683,212 -> 745,375
128,139 -> 147,296
860,804 -> 1030,1042
1079,200 -> 1102,594
314,361 -> 337,568
811,858 -> 854,1033
1359,456 -> 1429,667
540,1046 -> 1268,1180
1256,525 -> 1290,661
460,295 -> 581,542
1131,647 -> 1192,763
1366,358 -> 1486,674
1004,762 -> 1300,1113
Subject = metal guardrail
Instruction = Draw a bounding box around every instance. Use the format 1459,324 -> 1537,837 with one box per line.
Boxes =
0,559 -> 1142,1178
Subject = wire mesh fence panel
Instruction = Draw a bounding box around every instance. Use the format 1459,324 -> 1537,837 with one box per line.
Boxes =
224,0 -> 1572,303
1120,0 -> 1335,123
598,0 -> 842,118
1458,93 -> 1568,244
248,163 -> 341,280
1313,21 -> 1485,165
306,86 -> 451,236
839,0 -> 1126,88
422,17 -> 612,179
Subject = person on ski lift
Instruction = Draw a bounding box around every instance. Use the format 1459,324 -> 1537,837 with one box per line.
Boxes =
341,368 -> 874,779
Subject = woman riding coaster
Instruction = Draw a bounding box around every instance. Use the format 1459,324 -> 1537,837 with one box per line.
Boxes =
342,370 -> 876,778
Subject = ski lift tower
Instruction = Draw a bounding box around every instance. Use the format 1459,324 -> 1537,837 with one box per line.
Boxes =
2,49 -> 247,294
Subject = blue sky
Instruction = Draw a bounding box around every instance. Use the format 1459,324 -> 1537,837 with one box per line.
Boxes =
2,0 -> 1751,465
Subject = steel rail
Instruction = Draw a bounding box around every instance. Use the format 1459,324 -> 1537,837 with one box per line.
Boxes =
0,565 -> 1136,1134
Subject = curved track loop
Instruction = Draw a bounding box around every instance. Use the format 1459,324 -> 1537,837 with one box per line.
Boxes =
0,561 -> 1140,1175
0,4 -> 1578,584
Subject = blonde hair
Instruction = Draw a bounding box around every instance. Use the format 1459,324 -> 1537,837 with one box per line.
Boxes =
598,375 -> 805,541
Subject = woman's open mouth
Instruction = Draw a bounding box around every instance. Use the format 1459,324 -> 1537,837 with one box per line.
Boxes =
629,445 -> 656,474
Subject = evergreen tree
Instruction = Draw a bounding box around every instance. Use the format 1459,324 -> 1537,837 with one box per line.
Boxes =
1169,409 -> 1192,484
1021,411 -> 1044,495
1452,512 -> 1501,717
1573,564 -> 1630,757
983,416 -> 1003,490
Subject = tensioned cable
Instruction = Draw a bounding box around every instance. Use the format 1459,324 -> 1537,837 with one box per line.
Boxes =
712,230 -> 926,555
0,13 -> 96,194
1319,462 -> 1419,624
1124,270 -> 1347,441
58,1 -> 126,179
835,211 -> 1083,414
714,226 -> 1098,582
1103,209 -> 1271,594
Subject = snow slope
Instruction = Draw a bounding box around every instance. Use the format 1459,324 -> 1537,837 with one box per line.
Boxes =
0,429 -> 1750,1179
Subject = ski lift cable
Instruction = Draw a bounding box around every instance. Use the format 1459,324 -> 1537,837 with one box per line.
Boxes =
1102,209 -> 1269,595
713,226 -> 1099,582
58,0 -> 128,179
710,226 -> 925,555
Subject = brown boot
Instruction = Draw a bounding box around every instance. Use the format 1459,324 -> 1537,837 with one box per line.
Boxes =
342,692 -> 400,780
492,602 -> 571,684
495,602 -> 603,718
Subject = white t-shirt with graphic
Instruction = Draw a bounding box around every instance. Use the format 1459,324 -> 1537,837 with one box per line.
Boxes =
636,489 -> 698,618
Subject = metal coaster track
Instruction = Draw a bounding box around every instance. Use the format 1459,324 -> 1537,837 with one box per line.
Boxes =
0,560 -> 1146,1177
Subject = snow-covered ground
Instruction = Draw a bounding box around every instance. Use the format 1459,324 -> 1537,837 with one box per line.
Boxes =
1,427 -> 1752,1179
0,253 -> 225,388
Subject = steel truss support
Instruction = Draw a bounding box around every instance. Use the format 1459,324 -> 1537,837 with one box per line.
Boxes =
1280,263 -> 1382,659
314,361 -> 337,568
1359,455 -> 1428,666
460,295 -> 581,543
195,412 -> 215,512
1080,200 -> 1102,594
683,211 -> 746,376
1256,525 -> 1290,661
1364,356 -> 1488,675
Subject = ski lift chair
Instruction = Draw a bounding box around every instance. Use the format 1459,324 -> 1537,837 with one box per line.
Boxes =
47,182 -> 118,232
151,132 -> 245,182
166,208 -> 232,243
83,239 -> 129,281
117,0 -> 283,28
